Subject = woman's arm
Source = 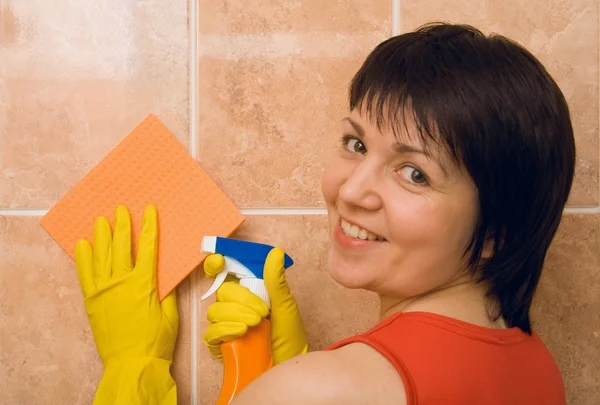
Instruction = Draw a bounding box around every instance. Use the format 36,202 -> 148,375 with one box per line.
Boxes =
231,343 -> 407,405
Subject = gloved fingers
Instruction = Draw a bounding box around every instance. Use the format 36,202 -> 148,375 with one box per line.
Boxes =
75,239 -> 95,297
161,289 -> 179,331
203,254 -> 225,279
206,343 -> 224,360
207,301 -> 263,326
263,247 -> 309,365
263,248 -> 294,307
112,205 -> 134,278
135,205 -> 159,286
204,321 -> 248,347
216,281 -> 270,318
93,216 -> 113,283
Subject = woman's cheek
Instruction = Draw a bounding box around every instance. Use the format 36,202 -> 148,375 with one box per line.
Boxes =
386,194 -> 434,237
322,157 -> 354,203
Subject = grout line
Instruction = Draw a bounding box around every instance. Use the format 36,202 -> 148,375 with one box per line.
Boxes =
190,266 -> 199,405
564,206 -> 600,213
0,209 -> 48,216
189,6 -> 198,161
241,207 -> 328,215
189,0 -> 199,403
0,207 -> 328,216
2,207 -> 600,217
597,3 -> 600,211
392,0 -> 401,36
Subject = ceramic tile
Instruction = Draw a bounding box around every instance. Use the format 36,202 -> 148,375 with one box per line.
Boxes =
0,0 -> 189,208
197,57 -> 364,208
399,0 -> 599,205
399,0 -> 488,30
0,216 -> 101,404
198,0 -> 391,34
0,216 -> 193,404
196,215 -> 379,405
532,213 -> 600,405
196,1 -> 391,208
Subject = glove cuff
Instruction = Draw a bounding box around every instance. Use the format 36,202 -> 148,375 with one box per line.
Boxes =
94,357 -> 177,405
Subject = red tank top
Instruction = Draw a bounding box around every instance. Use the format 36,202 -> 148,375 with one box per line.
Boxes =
326,312 -> 565,405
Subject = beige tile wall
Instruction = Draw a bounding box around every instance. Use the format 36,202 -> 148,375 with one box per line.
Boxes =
0,0 -> 192,404
196,1 -> 391,207
0,1 -> 598,405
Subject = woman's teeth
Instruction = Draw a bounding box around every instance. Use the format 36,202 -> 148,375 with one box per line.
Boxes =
341,219 -> 384,241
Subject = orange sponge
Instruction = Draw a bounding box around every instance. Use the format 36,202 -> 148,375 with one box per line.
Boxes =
40,114 -> 245,300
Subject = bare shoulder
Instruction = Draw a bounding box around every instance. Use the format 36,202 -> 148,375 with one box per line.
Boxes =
231,343 -> 406,405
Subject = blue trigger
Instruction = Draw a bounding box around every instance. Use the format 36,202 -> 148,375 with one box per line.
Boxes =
214,237 -> 294,280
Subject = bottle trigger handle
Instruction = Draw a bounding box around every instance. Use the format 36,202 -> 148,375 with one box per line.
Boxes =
200,256 -> 256,301
201,269 -> 229,301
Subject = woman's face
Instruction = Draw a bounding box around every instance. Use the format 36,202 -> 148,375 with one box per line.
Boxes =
321,109 -> 481,298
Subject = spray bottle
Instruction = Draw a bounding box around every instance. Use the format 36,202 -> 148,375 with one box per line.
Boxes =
200,236 -> 294,405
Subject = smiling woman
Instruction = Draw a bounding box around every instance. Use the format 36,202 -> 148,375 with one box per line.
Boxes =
205,22 -> 575,405
322,111 -> 483,299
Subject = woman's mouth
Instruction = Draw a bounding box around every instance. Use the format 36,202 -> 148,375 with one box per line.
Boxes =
340,218 -> 385,241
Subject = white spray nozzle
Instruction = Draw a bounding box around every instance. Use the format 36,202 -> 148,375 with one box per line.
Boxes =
200,256 -> 255,300
200,237 -> 271,308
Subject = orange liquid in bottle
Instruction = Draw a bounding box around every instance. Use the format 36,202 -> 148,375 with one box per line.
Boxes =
216,319 -> 274,405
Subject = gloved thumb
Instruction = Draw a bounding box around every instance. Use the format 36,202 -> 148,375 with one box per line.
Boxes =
161,290 -> 179,333
263,248 -> 293,307
204,253 -> 225,279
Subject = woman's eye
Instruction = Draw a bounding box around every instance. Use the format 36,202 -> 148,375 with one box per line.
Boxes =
399,166 -> 429,185
343,136 -> 367,154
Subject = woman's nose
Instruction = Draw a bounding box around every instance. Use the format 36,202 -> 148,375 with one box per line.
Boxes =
337,161 -> 383,211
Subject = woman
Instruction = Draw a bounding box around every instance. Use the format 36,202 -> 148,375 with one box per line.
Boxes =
204,23 -> 574,404
76,23 -> 574,404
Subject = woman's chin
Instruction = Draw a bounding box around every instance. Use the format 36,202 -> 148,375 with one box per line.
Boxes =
326,258 -> 371,290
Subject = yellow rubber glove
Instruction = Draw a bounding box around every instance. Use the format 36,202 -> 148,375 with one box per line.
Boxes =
203,247 -> 308,365
75,205 -> 178,405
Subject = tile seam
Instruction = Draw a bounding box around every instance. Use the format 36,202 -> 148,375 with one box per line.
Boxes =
3,207 -> 600,216
0,208 -> 326,216
189,0 -> 199,402
392,0 -> 401,35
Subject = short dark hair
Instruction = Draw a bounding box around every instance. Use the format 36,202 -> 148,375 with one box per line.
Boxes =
350,23 -> 576,333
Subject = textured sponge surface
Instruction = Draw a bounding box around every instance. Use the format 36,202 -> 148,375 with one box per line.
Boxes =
40,114 -> 245,299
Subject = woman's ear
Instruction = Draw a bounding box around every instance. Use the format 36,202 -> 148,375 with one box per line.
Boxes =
480,232 -> 497,259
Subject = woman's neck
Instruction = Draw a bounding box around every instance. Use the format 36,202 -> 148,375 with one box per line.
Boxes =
379,278 -> 506,329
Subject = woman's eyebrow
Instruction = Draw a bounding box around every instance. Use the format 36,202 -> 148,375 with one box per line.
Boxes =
341,117 -> 365,138
392,143 -> 449,176
386,121 -> 451,176
392,142 -> 427,156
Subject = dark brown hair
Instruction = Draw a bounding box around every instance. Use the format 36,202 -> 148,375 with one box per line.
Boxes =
350,23 -> 576,333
